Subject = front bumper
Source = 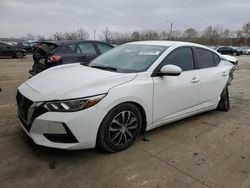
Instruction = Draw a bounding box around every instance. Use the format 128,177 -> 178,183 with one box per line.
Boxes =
17,92 -> 106,150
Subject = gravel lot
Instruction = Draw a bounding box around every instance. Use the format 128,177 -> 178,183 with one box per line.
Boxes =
0,55 -> 250,188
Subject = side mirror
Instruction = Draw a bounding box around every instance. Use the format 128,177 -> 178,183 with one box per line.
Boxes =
7,46 -> 11,49
159,64 -> 182,76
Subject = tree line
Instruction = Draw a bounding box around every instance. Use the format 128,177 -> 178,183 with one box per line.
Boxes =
22,22 -> 250,46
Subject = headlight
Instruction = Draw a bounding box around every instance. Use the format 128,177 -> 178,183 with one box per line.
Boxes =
43,94 -> 106,112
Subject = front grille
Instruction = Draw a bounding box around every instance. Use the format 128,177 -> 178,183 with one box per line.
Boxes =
32,105 -> 48,123
16,91 -> 48,132
16,91 -> 33,122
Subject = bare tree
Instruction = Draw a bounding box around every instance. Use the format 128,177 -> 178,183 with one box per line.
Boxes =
101,27 -> 112,43
202,26 -> 220,45
22,33 -> 36,41
52,29 -> 89,41
131,31 -> 140,41
171,30 -> 182,40
242,22 -> 250,45
76,29 -> 89,40
37,35 -> 46,41
63,32 -> 77,40
53,32 -> 64,41
183,28 -> 198,38
141,30 -> 160,40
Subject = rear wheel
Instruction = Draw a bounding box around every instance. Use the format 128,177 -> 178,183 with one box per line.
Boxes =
16,52 -> 24,59
217,85 -> 230,111
233,52 -> 237,56
97,103 -> 142,152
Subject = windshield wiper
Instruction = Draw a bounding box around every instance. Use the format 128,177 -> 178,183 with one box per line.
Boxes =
90,65 -> 117,72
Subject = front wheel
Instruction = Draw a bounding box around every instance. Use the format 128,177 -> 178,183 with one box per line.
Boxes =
217,85 -> 230,111
16,52 -> 24,59
97,103 -> 142,152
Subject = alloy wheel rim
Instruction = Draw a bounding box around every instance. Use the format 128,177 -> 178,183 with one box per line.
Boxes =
108,111 -> 138,147
17,52 -> 23,58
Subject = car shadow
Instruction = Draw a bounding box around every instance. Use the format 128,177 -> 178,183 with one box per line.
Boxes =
20,130 -> 109,168
19,109 -> 221,169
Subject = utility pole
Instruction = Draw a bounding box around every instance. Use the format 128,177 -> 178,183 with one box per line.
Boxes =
105,26 -> 108,42
169,22 -> 173,40
166,20 -> 173,40
91,28 -> 96,40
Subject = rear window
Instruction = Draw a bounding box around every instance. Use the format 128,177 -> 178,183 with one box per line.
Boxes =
68,44 -> 76,52
96,43 -> 113,54
77,43 -> 96,55
196,48 -> 215,69
213,53 -> 221,65
0,43 -> 8,47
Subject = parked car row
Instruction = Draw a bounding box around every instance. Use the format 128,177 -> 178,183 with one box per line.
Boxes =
0,42 -> 27,58
16,41 -> 39,54
16,41 -> 236,152
30,40 -> 113,75
209,45 -> 250,56
217,46 -> 241,56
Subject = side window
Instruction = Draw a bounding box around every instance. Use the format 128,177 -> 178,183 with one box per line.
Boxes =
0,43 -> 7,48
78,43 -> 96,55
68,44 -> 76,52
213,53 -> 221,66
164,47 -> 194,71
96,43 -> 113,54
196,48 -> 215,69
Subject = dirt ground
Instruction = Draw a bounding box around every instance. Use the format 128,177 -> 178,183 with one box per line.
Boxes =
0,55 -> 250,188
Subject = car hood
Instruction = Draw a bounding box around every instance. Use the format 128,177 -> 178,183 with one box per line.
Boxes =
19,64 -> 137,101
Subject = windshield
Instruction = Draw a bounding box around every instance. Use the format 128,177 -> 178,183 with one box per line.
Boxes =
88,44 -> 168,73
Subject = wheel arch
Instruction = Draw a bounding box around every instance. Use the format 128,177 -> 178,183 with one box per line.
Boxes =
96,100 -> 148,146
127,101 -> 147,135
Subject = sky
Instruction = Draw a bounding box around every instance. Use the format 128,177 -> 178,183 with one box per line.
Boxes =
0,0 -> 249,39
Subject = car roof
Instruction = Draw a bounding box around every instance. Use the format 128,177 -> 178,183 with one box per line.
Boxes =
127,40 -> 208,48
40,40 -> 111,46
127,40 -> 223,57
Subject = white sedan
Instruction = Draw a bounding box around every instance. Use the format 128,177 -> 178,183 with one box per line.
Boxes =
16,41 -> 234,152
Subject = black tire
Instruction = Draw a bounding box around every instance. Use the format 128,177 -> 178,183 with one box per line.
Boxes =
97,103 -> 142,152
16,51 -> 24,59
217,85 -> 230,111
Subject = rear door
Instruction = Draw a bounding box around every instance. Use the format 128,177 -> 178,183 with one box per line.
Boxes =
194,48 -> 228,109
0,43 -> 4,56
0,43 -> 12,56
152,47 -> 200,123
76,42 -> 98,64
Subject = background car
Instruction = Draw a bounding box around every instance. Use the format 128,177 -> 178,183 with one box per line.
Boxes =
30,40 -> 114,75
244,48 -> 250,55
0,42 -> 27,58
17,41 -> 234,152
217,46 -> 241,56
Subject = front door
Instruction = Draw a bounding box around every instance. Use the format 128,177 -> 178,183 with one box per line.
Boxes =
152,47 -> 200,123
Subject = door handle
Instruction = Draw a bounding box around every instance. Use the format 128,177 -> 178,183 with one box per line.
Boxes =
221,71 -> 227,76
191,77 -> 200,83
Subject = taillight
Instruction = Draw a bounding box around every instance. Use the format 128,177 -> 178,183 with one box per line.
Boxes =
49,55 -> 61,63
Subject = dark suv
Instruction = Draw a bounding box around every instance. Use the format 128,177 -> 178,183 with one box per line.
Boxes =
0,42 -> 27,58
30,40 -> 113,75
217,46 -> 241,56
